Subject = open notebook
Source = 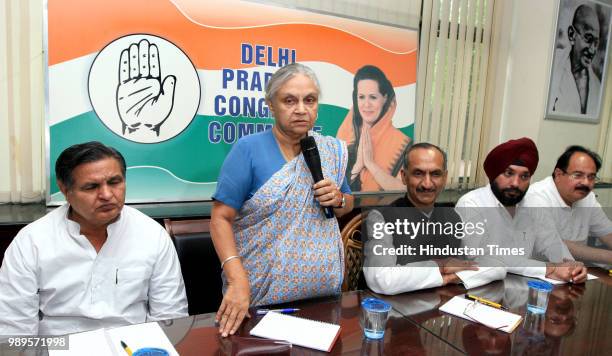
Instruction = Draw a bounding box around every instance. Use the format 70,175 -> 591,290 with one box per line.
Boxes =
49,322 -> 178,356
439,296 -> 522,333
249,311 -> 341,352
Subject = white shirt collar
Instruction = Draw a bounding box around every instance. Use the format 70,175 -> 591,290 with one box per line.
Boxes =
62,203 -> 125,238
543,176 -> 571,208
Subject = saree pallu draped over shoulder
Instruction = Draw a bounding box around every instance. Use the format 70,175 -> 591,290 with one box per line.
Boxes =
227,133 -> 348,306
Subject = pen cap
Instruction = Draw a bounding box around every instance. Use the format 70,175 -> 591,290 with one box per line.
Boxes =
527,280 -> 553,292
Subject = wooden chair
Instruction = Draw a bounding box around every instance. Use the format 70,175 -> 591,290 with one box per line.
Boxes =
164,218 -> 222,315
341,213 -> 364,291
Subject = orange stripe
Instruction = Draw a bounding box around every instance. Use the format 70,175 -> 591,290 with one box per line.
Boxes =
49,0 -> 416,85
172,0 -> 417,53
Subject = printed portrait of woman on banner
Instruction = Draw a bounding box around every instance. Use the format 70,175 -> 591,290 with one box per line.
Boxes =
337,65 -> 411,192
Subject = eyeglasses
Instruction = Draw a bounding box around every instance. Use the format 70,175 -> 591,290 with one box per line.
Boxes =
561,170 -> 600,183
572,26 -> 600,48
463,302 -> 509,331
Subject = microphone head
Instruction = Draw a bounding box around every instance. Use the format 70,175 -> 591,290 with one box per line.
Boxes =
300,136 -> 317,152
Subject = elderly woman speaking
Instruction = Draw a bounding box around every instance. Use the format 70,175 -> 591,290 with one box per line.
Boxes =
211,63 -> 354,336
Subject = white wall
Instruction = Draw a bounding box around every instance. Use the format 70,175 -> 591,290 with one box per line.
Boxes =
484,0 -> 611,182
267,0 -> 421,28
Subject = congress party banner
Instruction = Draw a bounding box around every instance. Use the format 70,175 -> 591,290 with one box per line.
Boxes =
45,0 -> 417,204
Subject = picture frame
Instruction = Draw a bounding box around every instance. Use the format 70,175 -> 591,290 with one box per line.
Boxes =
546,0 -> 612,123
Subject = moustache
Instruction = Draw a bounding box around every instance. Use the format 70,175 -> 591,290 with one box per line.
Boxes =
502,188 -> 522,195
581,50 -> 595,59
575,185 -> 590,193
416,187 -> 436,193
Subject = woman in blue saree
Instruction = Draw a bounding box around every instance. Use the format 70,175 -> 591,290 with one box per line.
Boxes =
211,63 -> 354,337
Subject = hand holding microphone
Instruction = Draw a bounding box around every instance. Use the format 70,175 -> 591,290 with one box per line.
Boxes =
300,136 -> 343,219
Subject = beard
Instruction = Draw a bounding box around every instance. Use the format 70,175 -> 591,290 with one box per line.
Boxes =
491,180 -> 528,207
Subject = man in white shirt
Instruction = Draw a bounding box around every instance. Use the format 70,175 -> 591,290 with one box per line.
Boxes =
363,143 -> 501,295
0,142 -> 188,337
456,137 -> 587,283
525,145 -> 612,265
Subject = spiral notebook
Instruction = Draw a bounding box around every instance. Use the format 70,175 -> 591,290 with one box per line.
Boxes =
439,296 -> 522,333
249,311 -> 341,352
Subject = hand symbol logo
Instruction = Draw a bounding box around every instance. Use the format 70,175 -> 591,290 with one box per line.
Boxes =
89,34 -> 200,144
117,39 -> 176,136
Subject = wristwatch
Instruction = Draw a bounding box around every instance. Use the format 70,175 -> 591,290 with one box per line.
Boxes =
335,193 -> 346,209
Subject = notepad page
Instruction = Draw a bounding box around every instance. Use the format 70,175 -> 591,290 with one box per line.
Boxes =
456,267 -> 503,289
249,311 -> 340,352
539,273 -> 598,285
439,296 -> 522,333
105,322 -> 179,356
49,329 -> 118,356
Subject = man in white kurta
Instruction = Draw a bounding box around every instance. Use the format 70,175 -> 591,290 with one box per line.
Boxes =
525,146 -> 612,265
0,142 -> 187,337
363,143 -> 503,295
456,137 -> 587,283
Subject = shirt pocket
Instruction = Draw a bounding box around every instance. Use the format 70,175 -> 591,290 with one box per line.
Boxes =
114,266 -> 151,302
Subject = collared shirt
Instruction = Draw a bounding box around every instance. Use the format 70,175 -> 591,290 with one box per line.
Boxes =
363,196 -> 504,295
456,185 -> 573,279
524,176 -> 612,242
363,210 -> 445,295
0,204 -> 188,336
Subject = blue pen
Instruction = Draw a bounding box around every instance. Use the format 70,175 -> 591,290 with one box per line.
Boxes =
256,308 -> 300,315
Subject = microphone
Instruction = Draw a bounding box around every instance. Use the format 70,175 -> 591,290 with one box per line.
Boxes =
300,136 -> 335,219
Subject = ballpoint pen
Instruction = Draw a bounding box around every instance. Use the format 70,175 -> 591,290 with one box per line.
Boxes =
120,341 -> 133,356
256,308 -> 300,315
465,294 -> 508,310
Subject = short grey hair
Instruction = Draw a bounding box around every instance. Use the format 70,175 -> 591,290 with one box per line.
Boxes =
403,142 -> 448,171
265,63 -> 321,102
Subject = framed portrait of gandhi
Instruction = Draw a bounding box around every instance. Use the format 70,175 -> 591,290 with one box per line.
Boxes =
546,0 -> 612,123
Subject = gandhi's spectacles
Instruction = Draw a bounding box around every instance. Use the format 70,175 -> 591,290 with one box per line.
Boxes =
572,26 -> 599,48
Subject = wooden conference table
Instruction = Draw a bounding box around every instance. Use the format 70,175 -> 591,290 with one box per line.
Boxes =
3,269 -> 610,355
370,267 -> 612,355
161,268 -> 612,355
159,290 -> 461,355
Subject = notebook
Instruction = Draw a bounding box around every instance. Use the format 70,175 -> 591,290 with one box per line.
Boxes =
539,273 -> 598,285
439,296 -> 522,333
249,311 -> 341,352
456,267 -> 502,289
49,322 -> 178,356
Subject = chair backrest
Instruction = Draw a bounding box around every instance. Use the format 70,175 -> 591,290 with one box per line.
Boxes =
341,213 -> 364,292
164,218 -> 222,315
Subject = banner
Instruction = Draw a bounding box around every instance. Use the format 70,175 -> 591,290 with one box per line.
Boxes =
46,0 -> 417,204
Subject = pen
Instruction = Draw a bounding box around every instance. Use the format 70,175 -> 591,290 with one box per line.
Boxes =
466,294 -> 508,310
256,308 -> 300,315
120,341 -> 133,356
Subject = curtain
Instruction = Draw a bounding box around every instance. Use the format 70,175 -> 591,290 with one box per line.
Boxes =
0,0 -> 45,203
416,0 -> 494,189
